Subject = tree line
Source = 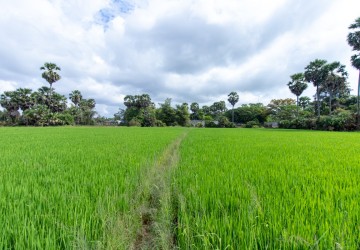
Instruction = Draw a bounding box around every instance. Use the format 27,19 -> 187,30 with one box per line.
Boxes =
0,63 -> 96,126
1,17 -> 359,130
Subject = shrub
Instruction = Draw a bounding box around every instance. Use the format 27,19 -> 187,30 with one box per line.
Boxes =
205,121 -> 218,128
245,120 -> 260,128
195,122 -> 203,128
155,120 -> 166,127
128,118 -> 141,127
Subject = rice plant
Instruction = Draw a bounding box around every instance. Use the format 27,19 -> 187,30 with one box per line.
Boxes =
0,127 -> 183,249
174,129 -> 360,249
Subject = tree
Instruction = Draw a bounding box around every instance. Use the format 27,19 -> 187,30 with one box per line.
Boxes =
287,73 -> 308,116
175,103 -> 190,126
227,91 -> 239,123
79,99 -> 96,125
347,17 -> 360,127
190,102 -> 201,120
322,62 -> 348,115
69,90 -> 83,124
15,88 -> 33,111
267,98 -> 297,121
202,105 -> 211,117
123,94 -> 156,126
69,90 -> 82,107
40,62 -> 61,107
0,91 -> 20,123
230,103 -> 268,124
114,108 -> 125,123
299,96 -> 312,110
304,59 -> 328,118
156,98 -> 177,126
210,101 -> 227,119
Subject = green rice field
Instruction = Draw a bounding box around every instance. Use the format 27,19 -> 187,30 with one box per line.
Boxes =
0,127 -> 359,249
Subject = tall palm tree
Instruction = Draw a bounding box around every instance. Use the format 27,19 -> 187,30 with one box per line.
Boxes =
15,88 -> 33,111
322,62 -> 348,115
69,90 -> 82,107
287,73 -> 308,117
227,91 -> 239,123
40,62 -> 61,107
304,59 -> 328,118
347,17 -> 360,127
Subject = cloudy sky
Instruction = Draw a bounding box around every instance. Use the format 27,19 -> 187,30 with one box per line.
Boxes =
1,0 -> 359,117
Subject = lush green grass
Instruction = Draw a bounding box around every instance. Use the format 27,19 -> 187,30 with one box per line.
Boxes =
175,129 -> 360,249
0,127 -> 184,249
1,127 -> 360,249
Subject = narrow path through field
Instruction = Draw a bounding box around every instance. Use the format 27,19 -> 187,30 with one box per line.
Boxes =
133,131 -> 188,250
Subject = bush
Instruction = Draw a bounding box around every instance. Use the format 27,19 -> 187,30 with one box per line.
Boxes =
155,120 -> 166,127
205,121 -> 218,128
58,113 -> 75,125
278,110 -> 356,131
128,118 -> 141,127
245,120 -> 260,128
216,116 -> 235,128
195,122 -> 203,128
316,111 -> 356,131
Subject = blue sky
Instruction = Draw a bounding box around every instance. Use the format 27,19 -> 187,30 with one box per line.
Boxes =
0,0 -> 360,117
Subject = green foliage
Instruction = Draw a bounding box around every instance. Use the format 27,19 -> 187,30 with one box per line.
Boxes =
227,92 -> 239,107
128,118 -> 141,126
204,121 -> 217,128
244,120 -> 260,128
40,62 -> 61,86
175,103 -> 190,126
231,103 -> 268,124
155,120 -> 166,127
190,102 -> 204,120
278,109 -> 356,131
124,94 -> 157,127
317,110 -> 356,131
218,116 -> 234,128
267,99 -> 297,121
156,98 -> 177,126
287,73 -> 308,97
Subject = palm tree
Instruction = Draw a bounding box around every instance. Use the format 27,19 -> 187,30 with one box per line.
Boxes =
287,73 -> 308,117
69,90 -> 82,107
347,17 -> 360,127
304,59 -> 328,118
40,62 -> 61,107
227,91 -> 239,123
322,62 -> 348,115
15,88 -> 33,111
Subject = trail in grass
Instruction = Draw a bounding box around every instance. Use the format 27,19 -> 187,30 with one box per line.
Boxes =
132,131 -> 188,250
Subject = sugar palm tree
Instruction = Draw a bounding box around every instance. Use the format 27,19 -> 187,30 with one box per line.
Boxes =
287,73 -> 308,117
304,59 -> 328,118
322,62 -> 348,115
227,91 -> 239,123
69,90 -> 82,107
347,17 -> 360,127
40,62 -> 61,107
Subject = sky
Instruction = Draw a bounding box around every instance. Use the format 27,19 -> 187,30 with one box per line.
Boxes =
0,0 -> 359,117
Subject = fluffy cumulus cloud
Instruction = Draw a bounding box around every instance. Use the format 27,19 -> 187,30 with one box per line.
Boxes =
0,0 -> 359,116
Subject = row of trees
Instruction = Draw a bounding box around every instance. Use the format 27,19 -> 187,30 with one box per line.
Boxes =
0,63 -> 96,126
114,92 -> 358,130
276,17 -> 360,130
114,93 -> 242,128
